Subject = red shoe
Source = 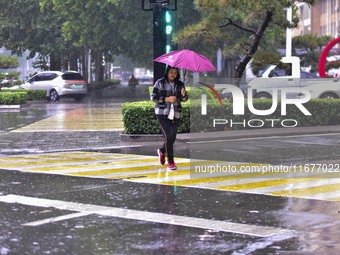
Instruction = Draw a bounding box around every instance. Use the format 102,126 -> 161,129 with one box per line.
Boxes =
157,149 -> 165,165
167,162 -> 177,171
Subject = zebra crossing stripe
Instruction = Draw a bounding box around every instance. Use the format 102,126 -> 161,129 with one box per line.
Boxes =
156,169 -> 278,186
271,182 -> 340,197
214,177 -> 326,191
68,162 -> 192,177
0,153 -> 139,169
0,152 -> 339,202
12,108 -> 124,132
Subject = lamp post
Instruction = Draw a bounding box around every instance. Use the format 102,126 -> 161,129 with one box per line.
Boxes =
142,0 -> 177,82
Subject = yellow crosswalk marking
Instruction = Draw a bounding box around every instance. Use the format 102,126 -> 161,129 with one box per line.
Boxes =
0,151 -> 339,203
158,166 -> 275,186
70,162 -> 192,177
0,154 -> 139,169
271,183 -> 340,197
215,177 -> 325,191
12,108 -> 124,132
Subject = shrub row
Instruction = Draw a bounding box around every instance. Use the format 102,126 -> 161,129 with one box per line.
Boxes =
122,99 -> 340,134
122,101 -> 190,134
0,92 -> 28,105
0,89 -> 46,104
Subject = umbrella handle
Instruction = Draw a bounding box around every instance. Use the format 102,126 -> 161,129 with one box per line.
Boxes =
183,69 -> 187,84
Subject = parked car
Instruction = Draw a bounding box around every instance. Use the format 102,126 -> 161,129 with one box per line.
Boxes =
248,58 -> 340,99
18,71 -> 87,101
258,64 -> 319,79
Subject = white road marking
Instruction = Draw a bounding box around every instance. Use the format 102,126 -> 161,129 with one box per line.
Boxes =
22,212 -> 93,227
0,194 -> 294,238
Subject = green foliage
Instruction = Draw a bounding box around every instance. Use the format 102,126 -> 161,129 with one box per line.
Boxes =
0,55 -> 19,69
0,92 -> 28,105
1,89 -> 46,101
122,99 -> 340,134
251,49 -> 282,75
122,101 -> 161,134
176,0 -> 318,78
292,34 -> 333,72
26,90 -> 47,101
122,101 -> 190,134
0,0 -> 68,67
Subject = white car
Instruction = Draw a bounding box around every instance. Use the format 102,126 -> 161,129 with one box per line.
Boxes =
248,65 -> 340,99
19,71 -> 88,101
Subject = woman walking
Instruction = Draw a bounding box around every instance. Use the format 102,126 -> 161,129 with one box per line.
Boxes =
151,66 -> 188,170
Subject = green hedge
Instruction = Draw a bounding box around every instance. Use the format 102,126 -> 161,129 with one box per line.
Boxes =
0,92 -> 28,105
1,89 -> 46,101
122,99 -> 340,134
25,89 -> 46,101
122,101 -> 190,134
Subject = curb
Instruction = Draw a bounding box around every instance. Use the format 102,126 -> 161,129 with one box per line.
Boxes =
120,125 -> 340,142
0,105 -> 21,109
180,125 -> 340,142
119,133 -> 163,142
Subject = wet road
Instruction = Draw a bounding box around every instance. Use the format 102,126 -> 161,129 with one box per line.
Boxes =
0,89 -> 340,254
1,169 -> 340,255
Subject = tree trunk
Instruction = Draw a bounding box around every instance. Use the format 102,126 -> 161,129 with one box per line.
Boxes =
69,51 -> 78,71
81,49 -> 88,82
49,54 -> 61,71
234,11 -> 274,81
93,51 -> 104,82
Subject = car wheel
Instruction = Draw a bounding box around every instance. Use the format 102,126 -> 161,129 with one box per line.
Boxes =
254,92 -> 272,99
49,89 -> 59,101
320,93 -> 339,99
74,95 -> 85,102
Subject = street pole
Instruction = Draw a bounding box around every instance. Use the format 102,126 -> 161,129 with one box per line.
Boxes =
142,0 -> 177,82
153,5 -> 167,82
286,4 -> 292,58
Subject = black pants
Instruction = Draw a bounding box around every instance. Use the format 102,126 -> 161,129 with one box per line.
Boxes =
157,116 -> 180,164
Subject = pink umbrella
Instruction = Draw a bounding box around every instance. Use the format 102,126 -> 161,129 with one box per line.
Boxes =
154,49 -> 216,72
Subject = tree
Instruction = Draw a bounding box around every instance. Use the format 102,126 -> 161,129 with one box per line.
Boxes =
0,55 -> 19,69
0,0 -> 202,81
0,55 -> 20,90
112,0 -> 202,69
176,0 -> 317,81
0,0 -> 72,71
292,34 -> 332,73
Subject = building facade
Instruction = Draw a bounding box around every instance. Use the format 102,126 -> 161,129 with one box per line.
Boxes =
294,0 -> 340,38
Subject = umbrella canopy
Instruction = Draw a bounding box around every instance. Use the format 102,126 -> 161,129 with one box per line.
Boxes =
154,49 -> 216,72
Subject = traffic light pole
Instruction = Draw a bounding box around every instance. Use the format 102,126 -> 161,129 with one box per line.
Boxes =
153,6 -> 167,82
142,0 -> 177,82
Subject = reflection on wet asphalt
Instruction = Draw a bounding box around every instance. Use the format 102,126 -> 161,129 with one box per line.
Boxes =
1,94 -> 340,254
1,169 -> 340,254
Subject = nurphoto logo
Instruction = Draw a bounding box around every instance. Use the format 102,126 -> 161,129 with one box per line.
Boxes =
200,84 -> 312,128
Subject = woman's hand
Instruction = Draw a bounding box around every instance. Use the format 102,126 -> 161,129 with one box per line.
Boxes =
165,96 -> 177,103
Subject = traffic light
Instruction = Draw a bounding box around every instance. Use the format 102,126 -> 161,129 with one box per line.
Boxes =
165,10 -> 173,52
